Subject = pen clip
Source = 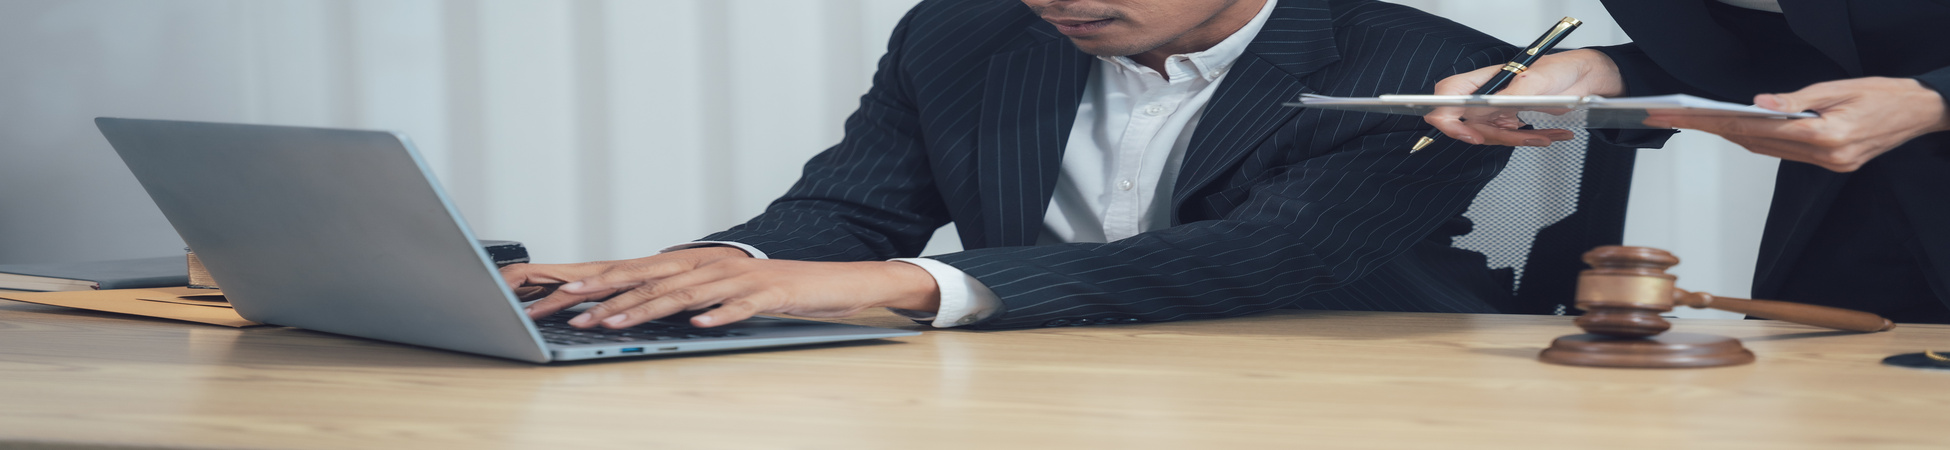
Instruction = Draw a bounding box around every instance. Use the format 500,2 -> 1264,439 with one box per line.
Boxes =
1527,17 -> 1583,55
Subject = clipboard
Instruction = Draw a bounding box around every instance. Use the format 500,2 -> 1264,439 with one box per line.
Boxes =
1286,94 -> 1816,129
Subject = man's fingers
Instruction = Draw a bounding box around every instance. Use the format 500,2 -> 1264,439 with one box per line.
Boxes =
1426,105 -> 1465,123
589,294 -> 690,329
592,278 -> 756,329
497,263 -> 535,290
524,285 -> 622,319
1758,90 -> 1843,115
1427,108 -> 1481,144
558,258 -> 698,296
521,264 -> 660,319
1425,66 -> 1503,143
1490,115 -> 1526,130
1431,65 -> 1500,96
565,267 -> 725,327
498,262 -> 582,290
502,263 -> 608,318
1465,124 -> 1574,147
511,249 -> 763,321
1755,93 -> 1801,114
1757,81 -> 1855,115
694,298 -> 766,328
513,285 -> 554,301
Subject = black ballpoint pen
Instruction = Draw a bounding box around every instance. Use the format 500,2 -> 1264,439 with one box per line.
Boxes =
1411,16 -> 1583,153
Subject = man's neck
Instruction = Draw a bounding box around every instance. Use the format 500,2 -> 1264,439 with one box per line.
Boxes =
1129,0 -> 1267,75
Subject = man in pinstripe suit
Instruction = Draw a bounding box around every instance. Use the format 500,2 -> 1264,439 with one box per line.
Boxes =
506,0 -> 1523,330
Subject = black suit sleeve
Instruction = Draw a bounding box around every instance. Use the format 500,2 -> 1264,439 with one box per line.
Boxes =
698,9 -> 951,261
1913,66 -> 1950,114
1587,43 -> 1682,149
1590,43 -> 1704,100
930,50 -> 1517,330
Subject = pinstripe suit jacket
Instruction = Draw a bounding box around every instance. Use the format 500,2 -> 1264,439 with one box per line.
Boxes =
703,0 -> 1521,329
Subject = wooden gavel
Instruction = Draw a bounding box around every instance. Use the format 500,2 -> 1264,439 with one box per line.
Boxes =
1543,246 -> 1894,368
1573,246 -> 1894,336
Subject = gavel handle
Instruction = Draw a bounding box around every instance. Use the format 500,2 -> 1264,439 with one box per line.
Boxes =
1673,289 -> 1896,332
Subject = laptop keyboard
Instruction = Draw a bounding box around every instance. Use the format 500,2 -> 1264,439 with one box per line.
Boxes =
533,310 -> 749,346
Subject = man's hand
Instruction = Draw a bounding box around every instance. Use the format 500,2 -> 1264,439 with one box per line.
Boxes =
501,247 -> 941,329
501,246 -> 751,303
1424,49 -> 1626,147
1643,77 -> 1950,172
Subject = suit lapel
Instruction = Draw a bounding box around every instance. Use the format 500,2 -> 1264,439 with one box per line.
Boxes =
1779,0 -> 1864,76
1172,1 -> 1337,211
976,31 -> 1090,248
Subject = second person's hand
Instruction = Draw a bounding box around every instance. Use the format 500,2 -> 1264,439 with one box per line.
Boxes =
1424,49 -> 1626,147
1643,77 -> 1950,172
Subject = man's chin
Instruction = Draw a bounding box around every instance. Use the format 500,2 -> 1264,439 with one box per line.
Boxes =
1067,38 -> 1157,58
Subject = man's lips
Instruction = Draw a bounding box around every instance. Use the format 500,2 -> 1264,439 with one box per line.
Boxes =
1046,17 -> 1113,35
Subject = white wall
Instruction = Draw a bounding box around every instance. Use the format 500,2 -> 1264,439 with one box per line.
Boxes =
0,0 -> 1770,317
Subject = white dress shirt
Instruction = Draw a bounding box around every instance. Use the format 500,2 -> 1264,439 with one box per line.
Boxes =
689,0 -> 1276,327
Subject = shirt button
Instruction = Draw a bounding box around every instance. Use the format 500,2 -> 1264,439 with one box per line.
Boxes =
1208,70 -> 1223,78
1144,104 -> 1165,116
1118,179 -> 1134,191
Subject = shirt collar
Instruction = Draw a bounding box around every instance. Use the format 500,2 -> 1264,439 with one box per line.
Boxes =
1098,0 -> 1277,82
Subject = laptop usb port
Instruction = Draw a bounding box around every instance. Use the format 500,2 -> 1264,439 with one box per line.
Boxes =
658,346 -> 679,351
619,347 -> 644,354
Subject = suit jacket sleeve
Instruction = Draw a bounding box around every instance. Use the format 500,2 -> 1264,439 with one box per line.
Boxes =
1587,43 -> 1683,149
928,50 -> 1518,330
698,9 -> 951,261
1913,66 -> 1950,113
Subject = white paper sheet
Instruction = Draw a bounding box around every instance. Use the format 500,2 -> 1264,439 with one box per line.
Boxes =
1287,94 -> 1815,129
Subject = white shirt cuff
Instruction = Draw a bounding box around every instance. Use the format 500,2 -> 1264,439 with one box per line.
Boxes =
663,241 -> 769,259
888,258 -> 1001,328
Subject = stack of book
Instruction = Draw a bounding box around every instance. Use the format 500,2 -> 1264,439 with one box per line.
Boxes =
1,240 -> 528,293
0,256 -> 187,292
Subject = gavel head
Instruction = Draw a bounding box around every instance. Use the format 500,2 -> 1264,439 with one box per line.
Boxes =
1572,246 -> 1681,337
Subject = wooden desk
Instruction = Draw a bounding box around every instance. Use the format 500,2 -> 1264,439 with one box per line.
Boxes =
1,301 -> 1944,449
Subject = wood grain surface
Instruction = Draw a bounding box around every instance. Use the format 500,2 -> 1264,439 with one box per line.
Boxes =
0,300 -> 1945,449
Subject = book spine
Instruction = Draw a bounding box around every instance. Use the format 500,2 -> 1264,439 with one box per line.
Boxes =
93,274 -> 191,290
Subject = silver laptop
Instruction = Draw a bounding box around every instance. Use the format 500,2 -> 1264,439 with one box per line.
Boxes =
95,118 -> 918,363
